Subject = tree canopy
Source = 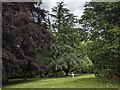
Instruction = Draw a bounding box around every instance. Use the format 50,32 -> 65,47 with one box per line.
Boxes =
80,2 -> 120,79
2,2 -> 52,82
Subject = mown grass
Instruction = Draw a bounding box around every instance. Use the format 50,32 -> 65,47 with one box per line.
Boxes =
2,74 -> 119,88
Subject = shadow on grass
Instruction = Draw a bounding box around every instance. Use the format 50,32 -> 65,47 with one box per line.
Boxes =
2,76 -> 68,88
74,76 -> 119,85
2,78 -> 45,87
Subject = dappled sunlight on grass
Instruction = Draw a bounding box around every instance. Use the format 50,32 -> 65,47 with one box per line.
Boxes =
3,74 -> 119,88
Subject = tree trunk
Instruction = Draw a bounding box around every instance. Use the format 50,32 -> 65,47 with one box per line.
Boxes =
65,70 -> 69,76
64,63 -> 70,76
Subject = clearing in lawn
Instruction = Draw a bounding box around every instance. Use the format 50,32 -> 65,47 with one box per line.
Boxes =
2,74 -> 119,88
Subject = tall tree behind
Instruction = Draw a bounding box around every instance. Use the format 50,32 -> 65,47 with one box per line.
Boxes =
48,2 -> 90,76
49,2 -> 76,33
2,2 -> 52,83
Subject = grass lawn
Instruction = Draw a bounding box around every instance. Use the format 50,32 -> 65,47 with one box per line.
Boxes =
2,74 -> 120,88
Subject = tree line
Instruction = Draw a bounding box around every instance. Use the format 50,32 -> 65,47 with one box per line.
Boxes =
2,1 -> 120,83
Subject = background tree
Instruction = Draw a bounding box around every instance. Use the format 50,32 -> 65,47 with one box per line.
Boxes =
80,2 -> 120,79
48,2 -> 93,76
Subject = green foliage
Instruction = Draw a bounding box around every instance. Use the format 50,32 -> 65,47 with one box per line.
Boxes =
80,56 -> 93,70
48,2 -> 93,76
80,2 -> 120,79
50,2 -> 77,33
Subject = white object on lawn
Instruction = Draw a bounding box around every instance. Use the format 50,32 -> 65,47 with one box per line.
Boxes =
71,72 -> 75,78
